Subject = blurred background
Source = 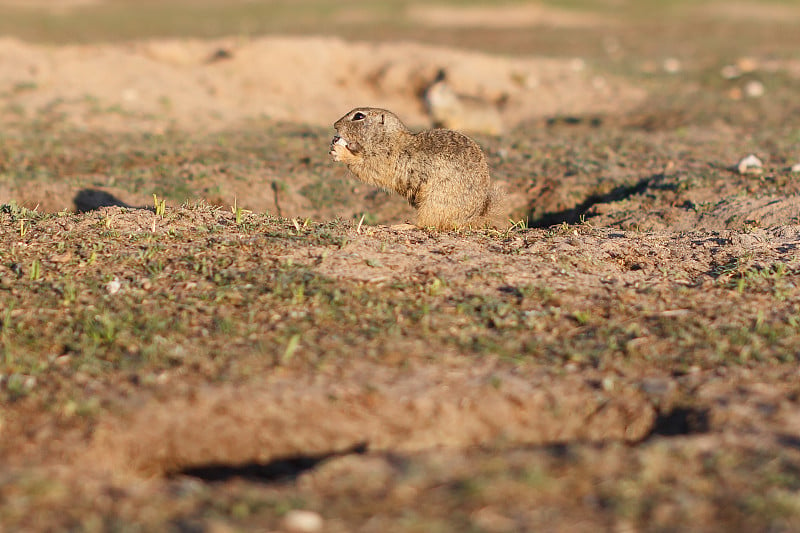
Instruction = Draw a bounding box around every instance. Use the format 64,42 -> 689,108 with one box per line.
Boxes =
1,0 -> 798,57
1,0 -> 799,224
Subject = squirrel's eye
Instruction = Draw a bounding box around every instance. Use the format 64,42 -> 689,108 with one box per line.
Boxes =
351,112 -> 366,121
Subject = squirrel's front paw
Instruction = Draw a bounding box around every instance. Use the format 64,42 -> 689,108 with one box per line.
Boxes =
330,136 -> 351,162
330,143 -> 349,162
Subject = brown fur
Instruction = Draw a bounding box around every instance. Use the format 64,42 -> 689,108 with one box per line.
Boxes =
330,107 -> 507,230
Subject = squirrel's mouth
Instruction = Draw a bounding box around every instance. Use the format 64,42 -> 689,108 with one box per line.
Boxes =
329,135 -> 352,162
330,134 -> 362,159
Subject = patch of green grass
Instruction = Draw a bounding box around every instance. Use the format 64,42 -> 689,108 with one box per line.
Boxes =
1,203 -> 800,531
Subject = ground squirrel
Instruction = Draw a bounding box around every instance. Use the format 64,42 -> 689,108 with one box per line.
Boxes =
329,107 -> 506,230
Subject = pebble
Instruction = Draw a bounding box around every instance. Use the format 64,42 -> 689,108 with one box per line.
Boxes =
281,510 -> 323,533
721,65 -> 741,79
106,278 -> 121,295
791,163 -> 800,173
640,377 -> 675,397
737,154 -> 763,175
663,57 -> 682,74
744,79 -> 765,98
737,56 -> 758,72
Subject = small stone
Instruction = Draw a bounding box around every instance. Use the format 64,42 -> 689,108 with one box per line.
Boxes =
640,377 -> 675,397
105,278 -> 121,295
663,57 -> 681,74
737,56 -> 758,73
720,65 -> 741,79
791,163 -> 800,173
282,510 -> 323,533
744,79 -> 765,98
737,154 -> 763,175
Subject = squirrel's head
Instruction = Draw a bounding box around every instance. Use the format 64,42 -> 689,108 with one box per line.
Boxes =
333,107 -> 409,155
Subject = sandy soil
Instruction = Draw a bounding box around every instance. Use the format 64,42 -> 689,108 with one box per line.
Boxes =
0,36 -> 644,133
3,2 -> 800,530
0,0 -> 100,9
2,206 -> 800,531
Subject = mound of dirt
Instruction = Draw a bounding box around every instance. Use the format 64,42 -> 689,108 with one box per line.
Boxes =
89,363 -> 654,476
0,35 -> 646,132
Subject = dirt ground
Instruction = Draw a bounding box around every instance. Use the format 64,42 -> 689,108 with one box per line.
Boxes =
2,1 -> 800,532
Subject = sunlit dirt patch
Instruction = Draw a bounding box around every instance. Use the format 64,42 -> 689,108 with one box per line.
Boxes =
0,36 -> 645,133
88,365 -> 655,477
